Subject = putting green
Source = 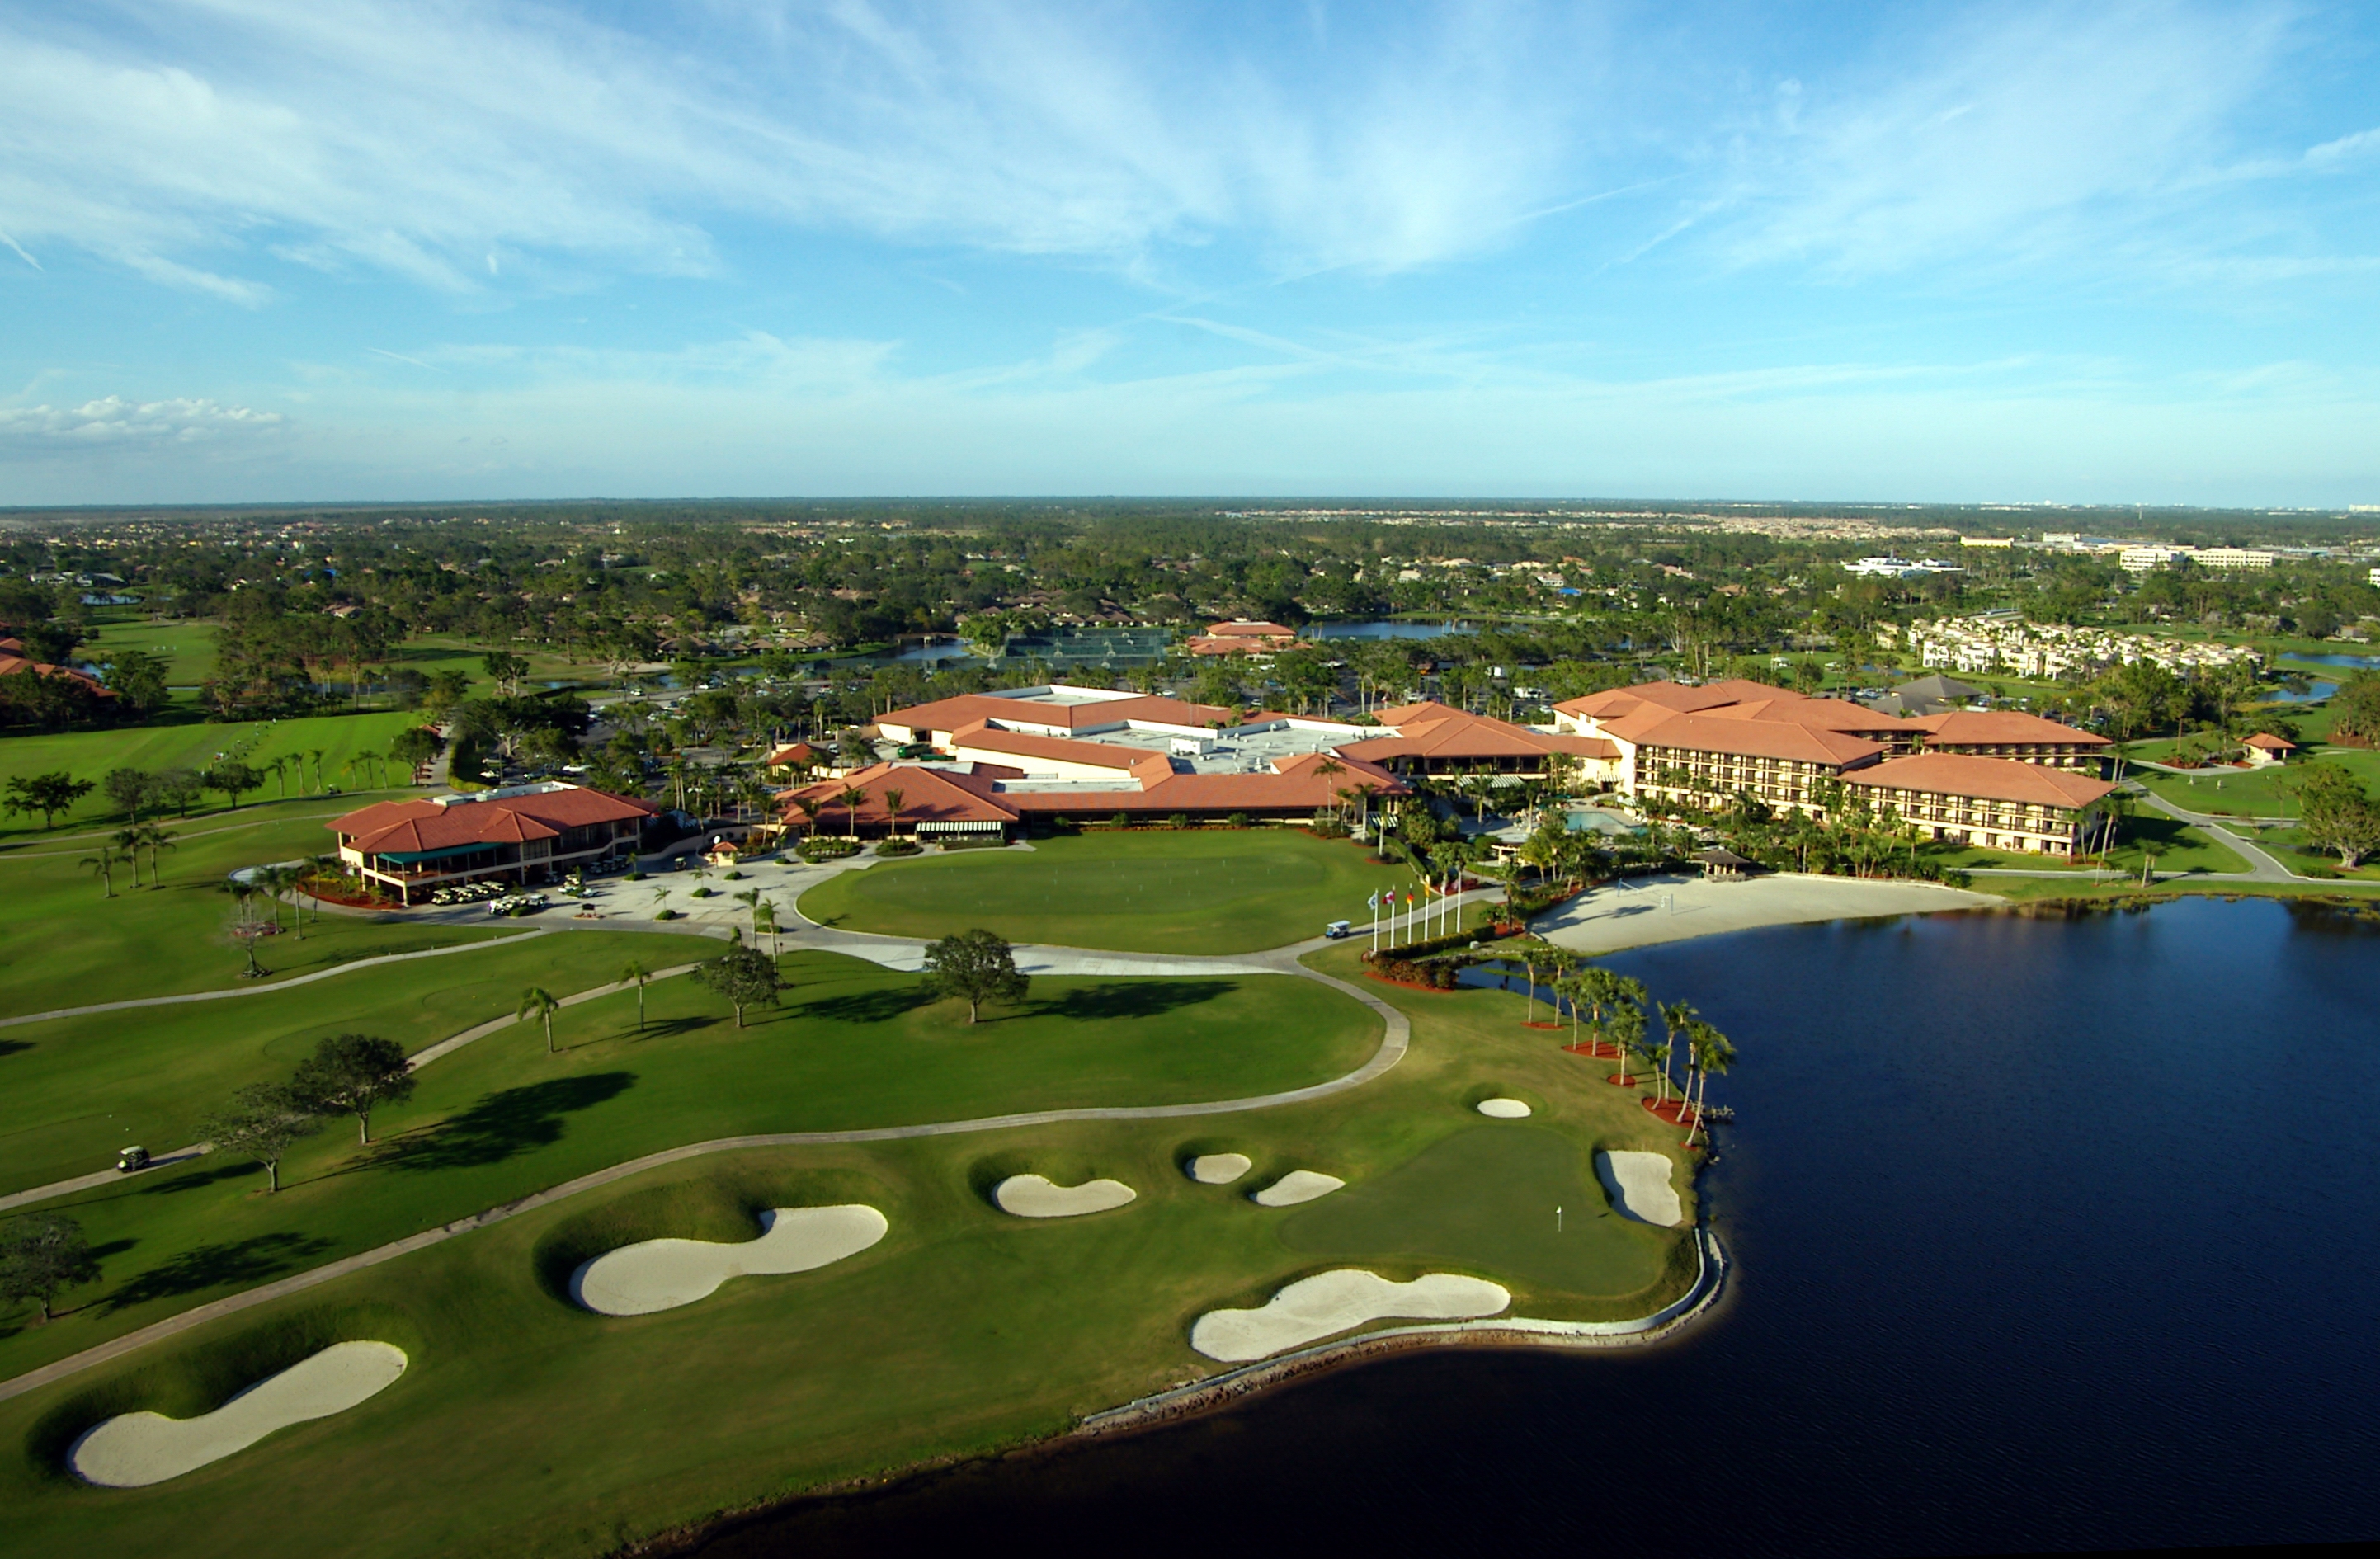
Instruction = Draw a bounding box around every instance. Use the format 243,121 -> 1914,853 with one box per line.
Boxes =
1277,1125 -> 1676,1298
798,830 -> 1407,954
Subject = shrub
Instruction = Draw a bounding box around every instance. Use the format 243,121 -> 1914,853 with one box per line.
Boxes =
1167,812 -> 1190,830
1110,812 -> 1131,829
654,908 -> 680,921
1365,954 -> 1465,989
624,870 -> 648,882
721,869 -> 745,880
875,838 -> 921,857
1226,811 -> 1251,828
798,839 -> 860,863
688,886 -> 714,898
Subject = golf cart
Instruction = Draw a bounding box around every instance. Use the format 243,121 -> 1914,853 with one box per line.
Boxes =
1323,920 -> 1354,940
116,1145 -> 151,1173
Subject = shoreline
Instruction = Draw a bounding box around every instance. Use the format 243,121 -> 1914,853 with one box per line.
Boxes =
629,1231 -> 1727,1557
1075,1225 -> 1727,1438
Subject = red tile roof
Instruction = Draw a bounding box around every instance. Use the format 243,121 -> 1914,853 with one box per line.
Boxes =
1844,752 -> 2118,808
880,691 -> 1234,738
944,723 -> 1162,775
1911,710 -> 2111,748
778,763 -> 1020,827
1606,709 -> 1885,766
331,785 -> 653,855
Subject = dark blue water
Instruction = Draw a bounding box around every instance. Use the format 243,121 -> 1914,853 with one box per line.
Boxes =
2281,652 -> 2380,671
2269,681 -> 2340,704
694,900 -> 2380,1557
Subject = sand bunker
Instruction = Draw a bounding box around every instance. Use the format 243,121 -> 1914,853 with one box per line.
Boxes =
70,1340 -> 408,1487
993,1175 -> 1137,1218
1186,1153 -> 1253,1185
1476,1097 -> 1532,1119
1190,1270 -> 1511,1362
1596,1150 -> 1683,1227
1251,1170 -> 1346,1207
571,1205 -> 888,1316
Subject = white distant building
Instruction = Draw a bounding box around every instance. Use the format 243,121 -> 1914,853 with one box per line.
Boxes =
2186,547 -> 2274,571
2119,547 -> 2188,572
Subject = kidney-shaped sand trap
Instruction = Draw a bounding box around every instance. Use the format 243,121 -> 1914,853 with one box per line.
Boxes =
1251,1170 -> 1346,1207
993,1175 -> 1137,1218
1185,1153 -> 1253,1185
1191,1269 -> 1510,1362
1595,1150 -> 1683,1227
1476,1097 -> 1532,1119
71,1340 -> 408,1488
572,1205 -> 889,1316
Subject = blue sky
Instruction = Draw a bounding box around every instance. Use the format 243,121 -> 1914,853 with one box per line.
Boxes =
1,0 -> 2375,506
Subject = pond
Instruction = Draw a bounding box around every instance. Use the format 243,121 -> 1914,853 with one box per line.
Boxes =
1308,621 -> 1468,640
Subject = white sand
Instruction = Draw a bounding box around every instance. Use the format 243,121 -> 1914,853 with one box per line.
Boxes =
1185,1153 -> 1253,1185
1534,870 -> 1995,957
1595,1150 -> 1684,1227
992,1175 -> 1137,1218
571,1205 -> 888,1316
69,1341 -> 408,1487
1190,1270 -> 1511,1362
1251,1170 -> 1346,1207
1477,1097 -> 1532,1119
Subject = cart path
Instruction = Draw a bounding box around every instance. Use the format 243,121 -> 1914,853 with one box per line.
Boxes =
0,928 -> 554,1030
0,958 -> 1404,1406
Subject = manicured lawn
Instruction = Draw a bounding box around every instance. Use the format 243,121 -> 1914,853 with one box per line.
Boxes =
0,944 -> 1692,1559
0,710 -> 427,841
0,799 -> 496,1016
2136,751 -> 2380,820
0,952 -> 1379,1379
1279,1124 -> 1671,1298
0,929 -> 723,1193
84,619 -> 221,688
1931,815 -> 2247,876
2250,827 -> 2380,883
798,830 -> 1408,954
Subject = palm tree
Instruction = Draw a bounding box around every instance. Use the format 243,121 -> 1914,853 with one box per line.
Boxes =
881,786 -> 906,839
1656,1001 -> 1699,1109
620,961 -> 651,1031
307,747 -> 328,794
754,898 -> 779,957
838,784 -> 868,840
790,794 -> 822,838
1687,1022 -> 1737,1147
80,844 -> 127,898
518,987 -> 562,1053
111,826 -> 148,888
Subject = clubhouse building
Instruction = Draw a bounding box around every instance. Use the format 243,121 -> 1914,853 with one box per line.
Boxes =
329,782 -> 654,904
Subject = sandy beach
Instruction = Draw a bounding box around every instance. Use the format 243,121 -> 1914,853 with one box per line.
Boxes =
1534,872 -> 1995,957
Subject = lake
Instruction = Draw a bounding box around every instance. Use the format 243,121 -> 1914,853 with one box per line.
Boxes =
1309,620 -> 1467,640
2280,652 -> 2380,671
690,898 -> 2380,1557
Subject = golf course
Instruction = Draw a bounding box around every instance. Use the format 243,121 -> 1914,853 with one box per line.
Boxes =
0,828 -> 1708,1559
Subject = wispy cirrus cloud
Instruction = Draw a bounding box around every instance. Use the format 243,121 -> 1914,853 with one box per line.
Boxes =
1712,2 -> 2297,276
0,0 -> 1609,300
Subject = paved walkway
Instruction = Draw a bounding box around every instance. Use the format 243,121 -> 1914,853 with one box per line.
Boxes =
0,958 -> 1406,1406
0,929 -> 552,1031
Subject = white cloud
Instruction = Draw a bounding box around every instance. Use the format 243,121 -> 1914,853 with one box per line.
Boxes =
0,396 -> 286,454
0,0 -> 1608,299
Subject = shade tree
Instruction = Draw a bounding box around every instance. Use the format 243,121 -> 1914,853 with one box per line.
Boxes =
292,1033 -> 416,1146
922,928 -> 1030,1024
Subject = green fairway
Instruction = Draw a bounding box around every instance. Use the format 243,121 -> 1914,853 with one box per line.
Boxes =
0,944 -> 1694,1559
83,619 -> 221,689
2135,751 -> 2380,821
0,953 -> 1379,1378
1279,1123 -> 1671,1297
0,709 -> 427,841
1935,814 -> 2249,876
798,830 -> 1408,953
0,798 -> 498,1015
0,930 -> 721,1195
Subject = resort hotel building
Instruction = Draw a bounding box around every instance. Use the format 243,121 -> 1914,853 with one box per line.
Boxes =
800,677 -> 2117,858
1551,680 -> 2117,856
